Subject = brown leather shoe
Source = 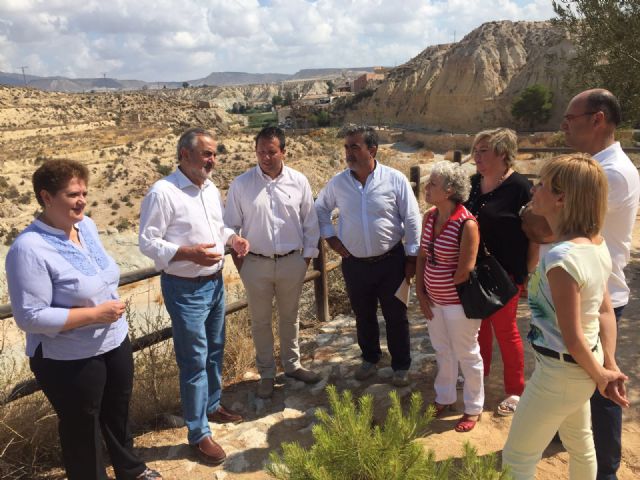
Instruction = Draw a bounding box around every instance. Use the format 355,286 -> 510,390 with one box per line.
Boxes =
207,405 -> 243,424
285,367 -> 321,384
191,436 -> 226,465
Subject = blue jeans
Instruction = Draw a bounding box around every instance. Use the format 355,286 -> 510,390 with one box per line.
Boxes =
591,305 -> 624,480
161,273 -> 225,445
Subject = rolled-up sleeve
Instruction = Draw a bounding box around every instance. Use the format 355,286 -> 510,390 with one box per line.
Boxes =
139,191 -> 180,270
315,181 -> 338,239
5,244 -> 68,336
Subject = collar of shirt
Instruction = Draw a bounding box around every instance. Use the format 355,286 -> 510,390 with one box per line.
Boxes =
593,141 -> 622,166
172,166 -> 213,191
348,160 -> 379,187
257,164 -> 287,183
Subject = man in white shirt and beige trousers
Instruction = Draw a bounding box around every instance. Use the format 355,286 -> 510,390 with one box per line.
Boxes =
225,126 -> 321,399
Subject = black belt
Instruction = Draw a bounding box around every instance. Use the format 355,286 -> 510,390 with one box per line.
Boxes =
352,242 -> 402,264
162,270 -> 222,282
248,250 -> 298,259
531,342 -> 597,364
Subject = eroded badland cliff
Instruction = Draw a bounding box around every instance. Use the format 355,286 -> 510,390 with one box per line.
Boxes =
346,20 -> 573,131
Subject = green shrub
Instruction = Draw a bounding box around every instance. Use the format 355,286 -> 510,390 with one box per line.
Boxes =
267,386 -> 445,479
267,386 -> 511,480
155,164 -> 173,176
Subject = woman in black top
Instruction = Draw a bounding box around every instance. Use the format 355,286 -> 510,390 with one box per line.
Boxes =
464,128 -> 538,416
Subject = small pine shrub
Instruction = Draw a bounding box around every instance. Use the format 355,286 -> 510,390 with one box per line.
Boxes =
267,386 -> 512,480
452,443 -> 512,480
267,385 -> 449,480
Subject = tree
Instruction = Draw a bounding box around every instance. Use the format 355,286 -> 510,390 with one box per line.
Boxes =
182,81 -> 189,88
553,0 -> 640,124
511,84 -> 553,129
326,80 -> 335,94
283,90 -> 294,106
272,94 -> 283,107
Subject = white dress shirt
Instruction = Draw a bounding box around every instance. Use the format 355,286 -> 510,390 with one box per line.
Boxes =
594,141 -> 640,307
315,162 -> 421,258
139,168 -> 235,277
224,165 -> 320,258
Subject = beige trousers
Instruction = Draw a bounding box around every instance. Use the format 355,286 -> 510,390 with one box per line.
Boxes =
502,345 -> 603,480
239,252 -> 308,379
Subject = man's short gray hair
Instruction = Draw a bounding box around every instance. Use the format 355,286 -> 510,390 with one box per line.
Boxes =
429,160 -> 471,204
176,127 -> 214,162
340,124 -> 378,149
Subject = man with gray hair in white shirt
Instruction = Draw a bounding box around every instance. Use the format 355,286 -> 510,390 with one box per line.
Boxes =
224,126 -> 321,399
315,125 -> 421,387
139,127 -> 250,466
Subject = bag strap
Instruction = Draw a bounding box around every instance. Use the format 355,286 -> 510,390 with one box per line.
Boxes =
457,217 -> 490,257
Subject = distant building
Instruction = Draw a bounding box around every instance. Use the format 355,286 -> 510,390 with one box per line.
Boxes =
298,94 -> 332,106
353,72 -> 385,94
277,106 -> 293,126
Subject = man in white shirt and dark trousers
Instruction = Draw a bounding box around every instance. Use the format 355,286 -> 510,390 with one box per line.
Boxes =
560,89 -> 640,480
139,128 -> 250,466
224,127 -> 321,399
315,125 -> 421,387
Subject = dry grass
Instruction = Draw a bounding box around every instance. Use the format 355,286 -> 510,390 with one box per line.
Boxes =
0,266 -> 352,479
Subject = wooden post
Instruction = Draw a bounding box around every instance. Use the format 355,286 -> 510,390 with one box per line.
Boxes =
313,238 -> 330,323
409,165 -> 421,198
453,150 -> 462,164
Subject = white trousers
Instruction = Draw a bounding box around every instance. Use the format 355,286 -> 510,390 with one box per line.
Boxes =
428,303 -> 484,415
239,252 -> 308,379
502,347 -> 603,480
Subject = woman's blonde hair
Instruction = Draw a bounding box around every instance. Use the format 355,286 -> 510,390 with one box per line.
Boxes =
471,128 -> 518,167
539,153 -> 608,238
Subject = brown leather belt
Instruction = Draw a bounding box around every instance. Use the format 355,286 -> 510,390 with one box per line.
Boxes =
162,270 -> 222,282
248,250 -> 298,259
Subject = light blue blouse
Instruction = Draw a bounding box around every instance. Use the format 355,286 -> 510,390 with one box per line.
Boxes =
5,217 -> 128,360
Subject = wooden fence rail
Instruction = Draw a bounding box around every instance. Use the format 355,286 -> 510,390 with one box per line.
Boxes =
0,242 -> 340,405
409,146 -> 640,197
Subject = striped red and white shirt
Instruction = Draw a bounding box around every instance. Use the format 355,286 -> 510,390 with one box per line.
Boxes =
420,204 -> 476,305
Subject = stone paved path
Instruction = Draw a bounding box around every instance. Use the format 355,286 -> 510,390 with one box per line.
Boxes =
133,308 -> 439,480
130,292 -> 640,480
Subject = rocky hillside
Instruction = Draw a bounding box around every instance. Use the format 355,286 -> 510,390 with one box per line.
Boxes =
346,21 -> 573,132
165,80 -> 331,111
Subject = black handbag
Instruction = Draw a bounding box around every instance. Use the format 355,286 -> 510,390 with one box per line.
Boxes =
454,220 -> 518,319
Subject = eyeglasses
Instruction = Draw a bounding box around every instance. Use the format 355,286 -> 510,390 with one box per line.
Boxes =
427,241 -> 437,266
562,111 -> 599,122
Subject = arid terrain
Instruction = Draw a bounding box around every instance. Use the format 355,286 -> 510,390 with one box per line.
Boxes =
0,83 -> 638,480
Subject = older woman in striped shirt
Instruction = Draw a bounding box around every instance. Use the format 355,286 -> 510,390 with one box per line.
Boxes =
415,161 -> 483,432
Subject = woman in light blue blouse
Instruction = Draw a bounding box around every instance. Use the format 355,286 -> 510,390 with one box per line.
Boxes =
502,154 -> 629,479
5,160 -> 161,480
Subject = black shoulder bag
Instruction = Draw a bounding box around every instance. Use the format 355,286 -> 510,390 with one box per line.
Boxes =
454,219 -> 518,319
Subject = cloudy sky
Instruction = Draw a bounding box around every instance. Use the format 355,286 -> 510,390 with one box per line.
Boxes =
0,0 -> 555,82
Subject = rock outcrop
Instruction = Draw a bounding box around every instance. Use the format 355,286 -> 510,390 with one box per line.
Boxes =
346,21 -> 574,132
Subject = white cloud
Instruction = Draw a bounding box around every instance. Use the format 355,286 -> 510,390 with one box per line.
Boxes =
0,0 -> 556,81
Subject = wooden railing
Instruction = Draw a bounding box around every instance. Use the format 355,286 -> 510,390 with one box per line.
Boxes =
409,146 -> 640,197
0,241 -> 340,405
